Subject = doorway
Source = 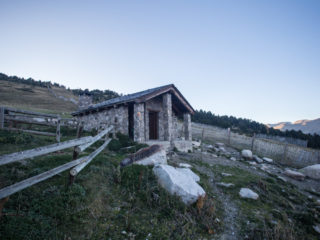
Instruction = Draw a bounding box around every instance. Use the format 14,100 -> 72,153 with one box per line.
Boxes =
128,103 -> 134,139
149,111 -> 158,140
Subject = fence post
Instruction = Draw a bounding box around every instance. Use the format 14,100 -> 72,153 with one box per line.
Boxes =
56,116 -> 61,143
69,123 -> 83,185
0,107 -> 4,129
283,143 -> 288,164
251,133 -> 256,152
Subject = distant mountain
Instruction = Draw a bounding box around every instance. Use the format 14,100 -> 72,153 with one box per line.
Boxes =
268,118 -> 320,135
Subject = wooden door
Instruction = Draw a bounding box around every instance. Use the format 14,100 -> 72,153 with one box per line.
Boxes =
149,111 -> 158,140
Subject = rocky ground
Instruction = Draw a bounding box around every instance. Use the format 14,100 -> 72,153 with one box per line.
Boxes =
168,142 -> 320,239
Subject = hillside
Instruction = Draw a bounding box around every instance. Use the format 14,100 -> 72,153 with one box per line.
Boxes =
0,79 -> 78,115
269,118 -> 320,135
0,73 -> 120,115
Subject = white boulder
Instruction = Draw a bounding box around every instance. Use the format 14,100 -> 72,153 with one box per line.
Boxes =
153,164 -> 205,205
241,150 -> 253,159
283,169 -> 305,181
176,167 -> 200,182
300,164 -> 320,180
263,157 -> 273,163
134,148 -> 167,166
239,188 -> 259,200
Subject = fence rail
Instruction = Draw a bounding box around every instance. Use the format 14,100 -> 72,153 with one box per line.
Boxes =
0,106 -> 78,142
0,126 -> 113,208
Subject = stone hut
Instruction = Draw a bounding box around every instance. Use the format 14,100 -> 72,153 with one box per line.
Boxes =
72,84 -> 194,151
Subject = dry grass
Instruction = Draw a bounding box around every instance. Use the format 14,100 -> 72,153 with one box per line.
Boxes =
0,81 -> 77,114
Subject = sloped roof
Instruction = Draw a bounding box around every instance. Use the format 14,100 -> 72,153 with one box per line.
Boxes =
72,84 -> 194,116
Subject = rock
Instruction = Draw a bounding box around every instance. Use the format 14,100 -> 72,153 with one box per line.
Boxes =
248,161 -> 257,165
192,141 -> 201,147
217,182 -> 235,188
216,142 -> 224,147
221,172 -> 232,177
207,144 -> 214,149
134,148 -> 167,166
253,155 -> 263,164
230,157 -> 236,161
176,167 -> 200,182
277,176 -> 287,182
241,150 -> 253,159
263,157 -> 273,163
239,188 -> 259,200
219,146 -> 226,152
300,164 -> 320,180
178,163 -> 192,168
316,199 -> 320,205
211,154 -> 218,158
121,145 -> 167,167
313,224 -> 320,234
283,169 -> 305,181
153,164 -> 205,205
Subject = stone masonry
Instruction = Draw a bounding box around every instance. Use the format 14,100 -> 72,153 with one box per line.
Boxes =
163,93 -> 172,141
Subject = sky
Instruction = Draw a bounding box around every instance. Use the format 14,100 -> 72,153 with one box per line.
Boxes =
0,0 -> 319,124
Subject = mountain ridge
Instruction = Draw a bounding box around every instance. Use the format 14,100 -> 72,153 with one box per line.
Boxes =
268,118 -> 320,135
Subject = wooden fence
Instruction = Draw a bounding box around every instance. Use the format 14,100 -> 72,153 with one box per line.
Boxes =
0,125 -> 113,215
0,106 -> 78,142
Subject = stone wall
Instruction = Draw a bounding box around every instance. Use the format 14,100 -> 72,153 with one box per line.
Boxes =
77,106 -> 128,134
192,122 -> 320,168
133,103 -> 145,142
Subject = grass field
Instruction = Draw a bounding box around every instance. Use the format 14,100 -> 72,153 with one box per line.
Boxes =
0,130 -> 221,240
0,80 -> 77,115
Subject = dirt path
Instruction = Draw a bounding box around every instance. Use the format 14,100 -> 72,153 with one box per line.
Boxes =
169,152 -> 240,240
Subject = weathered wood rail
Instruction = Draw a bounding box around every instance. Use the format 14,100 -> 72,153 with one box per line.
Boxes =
0,126 -> 113,210
0,106 -> 77,142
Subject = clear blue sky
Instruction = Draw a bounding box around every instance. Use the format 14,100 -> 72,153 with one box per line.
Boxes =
0,0 -> 319,123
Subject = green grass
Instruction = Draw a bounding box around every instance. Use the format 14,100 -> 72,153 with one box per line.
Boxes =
0,130 -> 222,239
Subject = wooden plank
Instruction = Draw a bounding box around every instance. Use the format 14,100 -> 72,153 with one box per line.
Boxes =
4,107 -> 58,118
4,115 -> 57,127
0,107 -> 4,129
70,139 -> 111,176
0,156 -> 88,199
75,126 -> 113,153
3,127 -> 56,136
0,136 -> 93,166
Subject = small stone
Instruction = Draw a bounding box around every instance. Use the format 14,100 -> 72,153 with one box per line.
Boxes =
215,218 -> 221,223
263,157 -> 273,163
253,155 -> 263,164
230,157 -> 236,161
239,188 -> 259,200
283,169 -> 305,181
248,161 -> 257,165
121,231 -> 127,235
313,224 -> 320,234
241,150 -> 253,159
217,182 -> 235,188
178,163 -> 192,168
216,142 -> 224,147
221,172 -> 232,177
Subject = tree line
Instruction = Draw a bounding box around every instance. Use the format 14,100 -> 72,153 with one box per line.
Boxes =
192,110 -> 320,150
